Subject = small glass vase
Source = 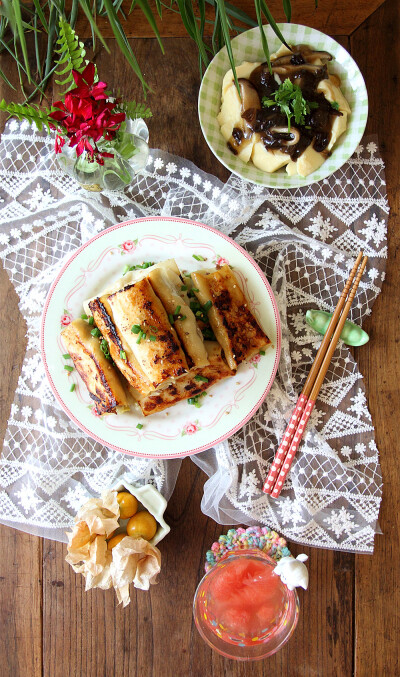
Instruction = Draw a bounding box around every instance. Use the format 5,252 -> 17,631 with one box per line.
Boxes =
56,117 -> 149,192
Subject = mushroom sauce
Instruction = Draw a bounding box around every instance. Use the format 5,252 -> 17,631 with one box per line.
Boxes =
227,45 -> 343,161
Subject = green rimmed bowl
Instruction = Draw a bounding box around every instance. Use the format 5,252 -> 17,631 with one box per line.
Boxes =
198,23 -> 368,189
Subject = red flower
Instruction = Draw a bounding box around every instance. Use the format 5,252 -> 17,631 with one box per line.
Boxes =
49,62 -> 126,163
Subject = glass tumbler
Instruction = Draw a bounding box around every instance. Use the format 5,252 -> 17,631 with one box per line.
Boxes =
193,548 -> 299,661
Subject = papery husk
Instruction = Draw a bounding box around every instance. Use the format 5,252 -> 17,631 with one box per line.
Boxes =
111,536 -> 161,606
65,491 -> 161,606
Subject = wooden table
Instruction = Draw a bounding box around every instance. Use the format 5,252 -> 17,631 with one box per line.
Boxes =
0,1 -> 399,675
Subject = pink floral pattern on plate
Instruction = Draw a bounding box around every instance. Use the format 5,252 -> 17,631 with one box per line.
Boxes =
119,238 -> 138,253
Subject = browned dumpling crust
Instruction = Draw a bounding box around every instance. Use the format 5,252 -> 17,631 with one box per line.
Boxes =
191,265 -> 271,370
61,319 -> 128,415
89,297 -> 153,395
137,342 -> 234,416
107,278 -> 188,389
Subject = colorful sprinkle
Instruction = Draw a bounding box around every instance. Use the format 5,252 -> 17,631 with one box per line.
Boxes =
204,526 -> 291,572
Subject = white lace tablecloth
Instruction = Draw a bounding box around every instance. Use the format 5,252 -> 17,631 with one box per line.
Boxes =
0,119 -> 388,551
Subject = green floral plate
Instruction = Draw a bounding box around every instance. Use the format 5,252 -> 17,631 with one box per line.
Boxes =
198,23 -> 368,188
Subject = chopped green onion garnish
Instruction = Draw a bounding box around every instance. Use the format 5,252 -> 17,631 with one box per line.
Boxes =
179,315 -> 187,321
142,332 -> 147,340
136,423 -> 143,429
100,339 -> 110,359
192,254 -> 206,261
184,272 -> 191,278
149,326 -> 158,332
64,365 -> 74,372
91,328 -> 101,337
149,335 -> 156,341
70,383 -> 76,392
188,392 -> 207,407
331,101 -> 339,110
136,331 -> 143,344
192,287 -> 199,293
168,313 -> 174,325
194,375 -> 209,383
174,305 -> 181,316
122,264 -> 130,276
88,316 -> 94,325
203,300 -> 212,314
259,350 -> 266,355
120,350 -> 127,360
131,324 -> 141,334
62,353 -> 71,359
195,310 -> 202,317
81,313 -> 88,320
180,285 -> 187,291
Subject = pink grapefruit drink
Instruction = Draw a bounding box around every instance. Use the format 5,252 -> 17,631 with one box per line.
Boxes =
193,549 -> 299,661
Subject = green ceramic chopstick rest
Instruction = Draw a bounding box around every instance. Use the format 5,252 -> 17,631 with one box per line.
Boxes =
305,310 -> 369,347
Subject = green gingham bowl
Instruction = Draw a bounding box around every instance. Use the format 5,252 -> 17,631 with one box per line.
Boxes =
198,23 -> 368,189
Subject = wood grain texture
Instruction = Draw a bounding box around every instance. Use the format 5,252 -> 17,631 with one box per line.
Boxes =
75,0 -> 385,40
351,2 -> 400,675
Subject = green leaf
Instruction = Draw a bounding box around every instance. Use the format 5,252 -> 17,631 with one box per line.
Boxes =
102,0 -> 150,95
131,0 -> 164,54
254,0 -> 271,72
10,0 -> 31,83
223,1 -> 257,27
120,100 -> 152,119
0,67 -> 16,90
77,0 -> 110,52
0,99 -> 55,132
55,18 -> 87,93
259,0 -> 290,50
282,0 -> 292,22
215,0 -> 239,92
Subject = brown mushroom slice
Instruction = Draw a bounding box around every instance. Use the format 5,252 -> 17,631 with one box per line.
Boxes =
191,265 -> 271,370
268,126 -> 301,147
61,319 -> 129,415
238,78 -> 261,114
137,342 -> 235,417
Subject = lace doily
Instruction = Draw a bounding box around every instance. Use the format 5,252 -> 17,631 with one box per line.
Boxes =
0,119 -> 387,551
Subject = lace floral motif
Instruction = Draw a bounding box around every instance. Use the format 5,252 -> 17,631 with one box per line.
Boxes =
0,121 -> 387,551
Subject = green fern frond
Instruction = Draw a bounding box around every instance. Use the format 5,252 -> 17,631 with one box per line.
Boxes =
121,101 -> 153,120
54,18 -> 86,94
0,99 -> 54,133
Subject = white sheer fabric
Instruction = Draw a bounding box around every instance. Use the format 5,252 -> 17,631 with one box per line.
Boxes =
0,119 -> 387,551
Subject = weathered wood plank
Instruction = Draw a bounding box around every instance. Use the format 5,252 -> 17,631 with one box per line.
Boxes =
75,0 -> 385,40
351,1 -> 400,675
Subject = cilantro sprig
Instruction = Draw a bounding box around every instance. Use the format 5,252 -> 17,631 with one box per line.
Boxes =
262,78 -> 318,132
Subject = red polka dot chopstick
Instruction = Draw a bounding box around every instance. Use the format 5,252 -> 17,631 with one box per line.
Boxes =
263,252 -> 368,499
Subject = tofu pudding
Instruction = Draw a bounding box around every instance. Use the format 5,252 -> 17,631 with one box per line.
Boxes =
217,44 -> 351,177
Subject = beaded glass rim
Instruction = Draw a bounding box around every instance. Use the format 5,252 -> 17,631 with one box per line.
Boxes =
205,526 -> 292,572
198,23 -> 368,188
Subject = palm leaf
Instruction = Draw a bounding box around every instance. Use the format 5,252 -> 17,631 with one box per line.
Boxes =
103,0 -> 150,95
282,0 -> 292,22
255,0 -> 270,71
215,0 -> 238,91
130,0 -> 164,53
259,0 -> 290,49
7,0 -> 31,83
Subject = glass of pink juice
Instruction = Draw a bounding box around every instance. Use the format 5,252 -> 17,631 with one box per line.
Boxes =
193,549 -> 299,660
